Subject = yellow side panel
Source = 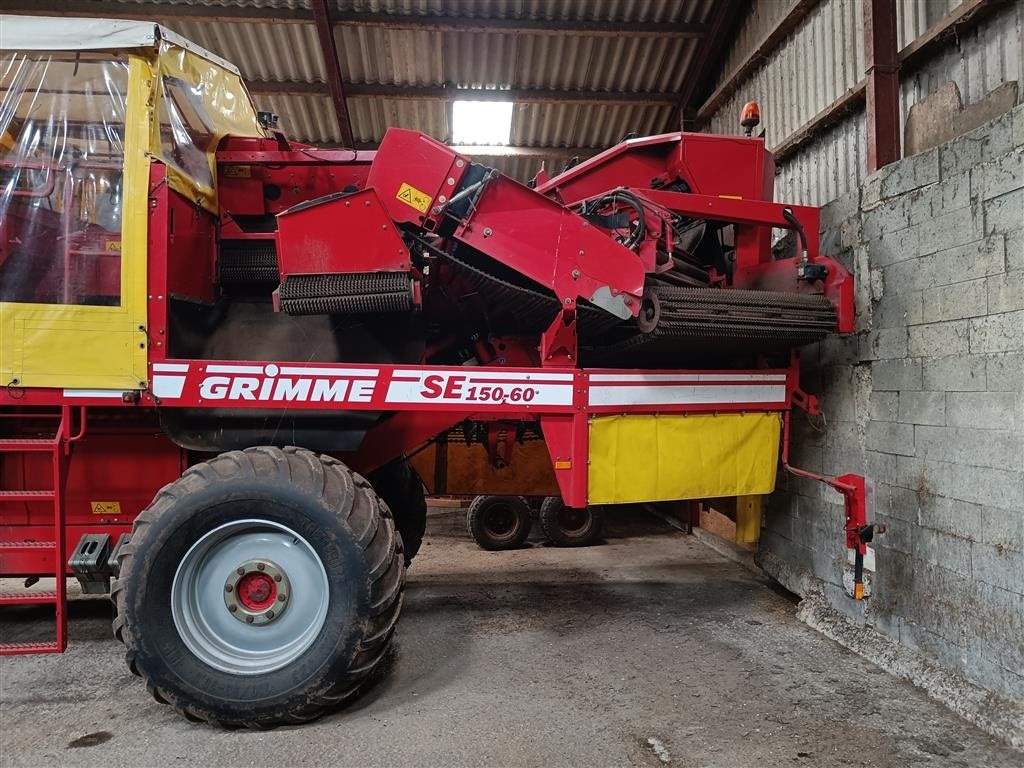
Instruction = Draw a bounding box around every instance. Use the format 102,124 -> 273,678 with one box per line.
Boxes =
588,413 -> 781,504
15,321 -> 139,389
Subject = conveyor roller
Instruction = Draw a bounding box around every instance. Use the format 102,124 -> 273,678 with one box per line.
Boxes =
279,272 -> 414,316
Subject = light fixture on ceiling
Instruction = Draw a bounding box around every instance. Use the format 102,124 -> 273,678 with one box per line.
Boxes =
452,100 -> 513,146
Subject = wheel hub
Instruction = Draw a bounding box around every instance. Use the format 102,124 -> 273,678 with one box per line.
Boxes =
559,506 -> 589,535
485,506 -> 515,537
224,559 -> 290,625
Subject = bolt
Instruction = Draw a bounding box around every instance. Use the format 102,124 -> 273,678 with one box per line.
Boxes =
225,584 -> 233,593
564,298 -> 572,305
266,610 -> 275,620
236,567 -> 245,576
279,594 -> 287,602
571,269 -> 580,279
256,562 -> 265,571
274,574 -> 282,582
228,604 -> 237,612
245,616 -> 254,624
483,227 -> 493,237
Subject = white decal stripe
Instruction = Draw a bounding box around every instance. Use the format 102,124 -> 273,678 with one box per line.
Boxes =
392,369 -> 573,382
589,384 -> 787,406
588,373 -> 787,383
206,364 -> 265,374
152,363 -> 190,373
279,366 -> 379,377
385,381 -> 573,406
63,389 -> 125,399
152,375 -> 186,399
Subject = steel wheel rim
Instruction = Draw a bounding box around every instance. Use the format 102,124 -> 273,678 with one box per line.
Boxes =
557,505 -> 591,536
483,504 -> 518,540
171,518 -> 329,675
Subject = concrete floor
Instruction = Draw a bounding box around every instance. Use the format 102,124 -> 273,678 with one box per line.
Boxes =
1,511 -> 1021,768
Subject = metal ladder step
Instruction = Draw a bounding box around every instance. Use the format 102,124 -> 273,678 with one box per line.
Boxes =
0,641 -> 62,655
0,438 -> 58,452
0,590 -> 57,605
0,490 -> 55,501
0,540 -> 55,549
0,406 -> 73,656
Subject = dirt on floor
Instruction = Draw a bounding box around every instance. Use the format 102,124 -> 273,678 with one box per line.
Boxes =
1,508 -> 1021,768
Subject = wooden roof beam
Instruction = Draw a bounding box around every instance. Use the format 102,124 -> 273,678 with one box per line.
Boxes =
330,12 -> 705,38
0,0 -> 312,22
0,2 -> 705,37
247,80 -> 678,106
337,142 -> 603,160
676,0 -> 744,128
310,0 -> 354,149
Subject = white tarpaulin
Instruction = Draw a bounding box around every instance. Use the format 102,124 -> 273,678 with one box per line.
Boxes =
0,16 -> 240,74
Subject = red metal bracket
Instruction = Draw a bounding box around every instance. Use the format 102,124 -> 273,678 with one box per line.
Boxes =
541,310 -> 578,366
780,407 -> 879,601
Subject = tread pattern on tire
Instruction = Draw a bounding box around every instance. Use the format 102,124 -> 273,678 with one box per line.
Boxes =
111,446 -> 403,728
368,459 -> 427,566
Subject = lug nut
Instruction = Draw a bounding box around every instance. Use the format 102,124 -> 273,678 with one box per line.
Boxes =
256,562 -> 265,571
278,594 -> 287,602
274,574 -> 282,582
228,604 -> 237,613
225,584 -> 233,593
245,616 -> 254,624
266,611 -> 275,620
236,567 -> 245,576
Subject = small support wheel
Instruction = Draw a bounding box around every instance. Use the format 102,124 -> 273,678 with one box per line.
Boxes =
637,288 -> 660,333
539,497 -> 603,547
467,495 -> 532,551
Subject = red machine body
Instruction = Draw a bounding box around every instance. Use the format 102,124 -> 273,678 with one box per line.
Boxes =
1,122 -> 869,656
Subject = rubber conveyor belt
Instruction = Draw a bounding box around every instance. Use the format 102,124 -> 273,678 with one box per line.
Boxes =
444,249 -> 837,364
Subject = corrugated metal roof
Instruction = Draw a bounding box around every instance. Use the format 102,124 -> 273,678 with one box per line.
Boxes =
171,21 -> 326,82
102,0 -> 721,179
708,0 -> 863,143
706,0 -> 1023,208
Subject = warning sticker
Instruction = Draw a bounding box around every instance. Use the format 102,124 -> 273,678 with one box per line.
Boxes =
90,501 -> 122,516
396,182 -> 432,213
222,165 -> 252,178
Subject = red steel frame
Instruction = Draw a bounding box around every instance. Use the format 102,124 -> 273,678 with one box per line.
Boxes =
1,126 -> 874,654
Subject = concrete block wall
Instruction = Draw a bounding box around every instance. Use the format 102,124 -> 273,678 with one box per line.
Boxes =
760,103 -> 1024,702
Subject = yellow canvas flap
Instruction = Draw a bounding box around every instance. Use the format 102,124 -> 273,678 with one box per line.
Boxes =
588,412 -> 781,504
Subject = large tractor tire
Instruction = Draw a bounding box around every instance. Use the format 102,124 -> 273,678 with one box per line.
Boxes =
112,446 -> 403,728
367,458 -> 427,566
467,495 -> 532,550
539,496 -> 604,547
